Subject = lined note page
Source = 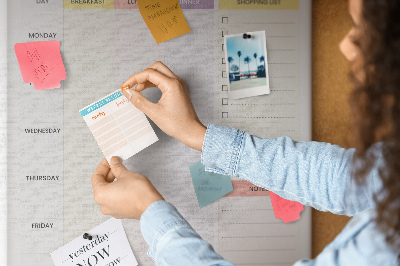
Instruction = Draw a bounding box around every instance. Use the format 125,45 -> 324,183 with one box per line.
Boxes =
218,197 -> 301,265
79,90 -> 158,162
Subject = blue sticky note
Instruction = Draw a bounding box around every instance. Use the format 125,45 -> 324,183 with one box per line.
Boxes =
189,160 -> 233,208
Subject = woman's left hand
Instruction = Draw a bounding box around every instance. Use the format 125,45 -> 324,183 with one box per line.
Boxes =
91,157 -> 164,219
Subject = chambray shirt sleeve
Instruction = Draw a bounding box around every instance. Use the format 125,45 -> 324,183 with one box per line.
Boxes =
201,124 -> 382,216
140,200 -> 234,265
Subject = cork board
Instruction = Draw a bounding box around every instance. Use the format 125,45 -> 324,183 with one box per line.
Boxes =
312,0 -> 353,258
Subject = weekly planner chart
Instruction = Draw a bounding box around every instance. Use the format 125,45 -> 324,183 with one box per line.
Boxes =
5,0 -> 311,265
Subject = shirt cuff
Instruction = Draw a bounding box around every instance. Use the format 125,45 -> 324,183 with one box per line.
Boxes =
140,200 -> 191,260
201,124 -> 245,176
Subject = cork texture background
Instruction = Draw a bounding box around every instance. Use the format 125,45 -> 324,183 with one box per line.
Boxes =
311,0 -> 354,258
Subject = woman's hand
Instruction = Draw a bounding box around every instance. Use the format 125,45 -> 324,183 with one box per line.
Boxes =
91,157 -> 164,219
120,61 -> 206,151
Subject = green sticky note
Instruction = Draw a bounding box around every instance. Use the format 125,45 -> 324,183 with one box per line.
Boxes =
189,160 -> 233,208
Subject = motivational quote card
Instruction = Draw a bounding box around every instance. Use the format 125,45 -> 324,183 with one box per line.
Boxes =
51,218 -> 137,266
14,41 -> 66,90
80,90 -> 158,162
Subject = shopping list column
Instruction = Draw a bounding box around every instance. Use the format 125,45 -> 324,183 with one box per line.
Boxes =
7,1 -> 64,265
215,1 -> 311,265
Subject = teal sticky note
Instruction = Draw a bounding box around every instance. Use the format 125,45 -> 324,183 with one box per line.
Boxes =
189,160 -> 233,208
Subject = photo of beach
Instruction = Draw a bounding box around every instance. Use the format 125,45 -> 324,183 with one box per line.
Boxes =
224,31 -> 270,99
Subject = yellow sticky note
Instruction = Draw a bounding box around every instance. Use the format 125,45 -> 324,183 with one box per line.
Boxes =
137,0 -> 191,44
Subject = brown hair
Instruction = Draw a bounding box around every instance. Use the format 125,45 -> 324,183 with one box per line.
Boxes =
350,0 -> 400,252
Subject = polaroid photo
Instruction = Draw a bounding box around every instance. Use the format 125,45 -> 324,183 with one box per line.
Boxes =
224,30 -> 270,99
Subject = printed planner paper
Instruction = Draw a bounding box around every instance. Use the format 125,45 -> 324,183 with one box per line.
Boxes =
137,0 -> 191,44
14,41 -> 66,90
51,218 -> 138,266
189,160 -> 233,208
80,90 -> 158,162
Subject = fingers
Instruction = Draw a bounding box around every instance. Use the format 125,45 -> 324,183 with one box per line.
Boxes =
135,81 -> 156,92
147,61 -> 178,79
122,62 -> 178,92
121,89 -> 158,117
105,169 -> 116,183
99,206 -> 110,216
109,156 -> 130,179
120,68 -> 173,94
119,61 -> 181,119
91,159 -> 111,189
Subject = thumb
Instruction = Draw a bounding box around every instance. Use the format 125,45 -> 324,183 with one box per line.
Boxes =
123,89 -> 155,117
109,156 -> 129,178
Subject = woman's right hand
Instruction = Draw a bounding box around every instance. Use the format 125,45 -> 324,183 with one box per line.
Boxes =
120,61 -> 207,151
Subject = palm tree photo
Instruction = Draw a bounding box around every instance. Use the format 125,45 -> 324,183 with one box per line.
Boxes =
228,56 -> 233,73
260,55 -> 265,72
244,56 -> 251,78
253,53 -> 258,74
237,51 -> 242,76
225,31 -> 268,93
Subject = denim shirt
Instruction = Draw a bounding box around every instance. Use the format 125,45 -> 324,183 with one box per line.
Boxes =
140,124 -> 399,265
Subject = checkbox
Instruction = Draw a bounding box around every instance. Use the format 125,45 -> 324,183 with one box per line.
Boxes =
222,85 -> 228,91
222,71 -> 227,78
222,58 -> 226,64
222,30 -> 228,37
222,112 -> 228,118
222,44 -> 224,51
222,98 -> 228,105
222,17 -> 228,24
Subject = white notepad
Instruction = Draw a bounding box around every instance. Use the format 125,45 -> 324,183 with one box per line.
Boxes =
79,90 -> 158,162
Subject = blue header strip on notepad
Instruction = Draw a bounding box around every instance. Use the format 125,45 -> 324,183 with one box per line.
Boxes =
80,91 -> 123,117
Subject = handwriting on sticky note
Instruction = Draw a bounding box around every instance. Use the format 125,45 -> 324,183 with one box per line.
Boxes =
51,218 -> 138,266
189,160 -> 233,208
269,192 -> 304,223
14,41 -> 66,90
137,0 -> 191,44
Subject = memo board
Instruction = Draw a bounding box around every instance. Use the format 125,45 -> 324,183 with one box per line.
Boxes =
5,0 -> 312,265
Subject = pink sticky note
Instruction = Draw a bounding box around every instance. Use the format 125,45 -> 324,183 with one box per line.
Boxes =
14,41 -> 66,90
270,192 -> 304,223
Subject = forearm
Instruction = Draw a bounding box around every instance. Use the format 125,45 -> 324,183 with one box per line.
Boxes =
140,200 -> 234,265
201,124 -> 379,216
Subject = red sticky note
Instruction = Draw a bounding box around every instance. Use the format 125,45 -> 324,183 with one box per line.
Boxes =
270,192 -> 304,223
14,41 -> 66,90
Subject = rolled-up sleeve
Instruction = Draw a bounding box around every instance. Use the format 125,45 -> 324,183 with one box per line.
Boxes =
201,124 -> 382,216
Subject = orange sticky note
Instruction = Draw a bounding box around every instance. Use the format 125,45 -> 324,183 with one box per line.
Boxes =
270,192 -> 304,223
137,0 -> 191,44
14,41 -> 66,90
